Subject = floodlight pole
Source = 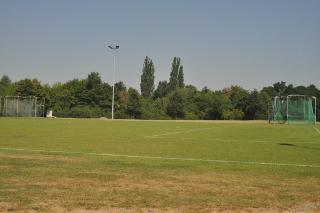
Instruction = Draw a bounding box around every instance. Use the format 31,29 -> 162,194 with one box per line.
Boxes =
108,44 -> 120,120
34,97 -> 37,118
16,96 -> 19,117
314,97 -> 317,125
112,55 -> 115,120
286,95 -> 289,125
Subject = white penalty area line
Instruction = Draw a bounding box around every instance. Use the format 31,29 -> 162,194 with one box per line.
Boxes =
314,127 -> 320,135
145,127 -> 215,138
1,147 -> 320,168
146,136 -> 319,144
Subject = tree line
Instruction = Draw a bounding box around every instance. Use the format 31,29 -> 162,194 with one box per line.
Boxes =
0,56 -> 319,120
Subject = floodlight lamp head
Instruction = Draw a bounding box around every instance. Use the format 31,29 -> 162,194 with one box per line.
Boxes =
108,45 -> 119,50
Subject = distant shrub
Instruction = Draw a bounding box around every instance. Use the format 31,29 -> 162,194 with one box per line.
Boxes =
70,106 -> 103,118
222,109 -> 244,120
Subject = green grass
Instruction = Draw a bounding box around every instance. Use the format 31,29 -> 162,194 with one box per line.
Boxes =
0,118 -> 319,212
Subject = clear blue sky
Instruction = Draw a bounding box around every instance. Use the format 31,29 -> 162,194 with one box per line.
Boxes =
0,0 -> 319,90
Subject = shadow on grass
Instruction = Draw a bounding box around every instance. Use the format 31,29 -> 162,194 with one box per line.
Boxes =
278,143 -> 320,151
278,143 -> 296,146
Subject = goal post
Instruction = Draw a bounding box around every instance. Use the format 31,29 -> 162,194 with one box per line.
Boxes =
287,95 -> 316,125
1,96 -> 46,118
271,96 -> 287,124
271,94 -> 316,125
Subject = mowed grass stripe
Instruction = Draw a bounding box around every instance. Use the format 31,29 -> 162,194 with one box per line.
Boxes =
1,147 -> 320,168
147,136 -> 319,144
145,127 -> 216,137
0,118 -> 319,165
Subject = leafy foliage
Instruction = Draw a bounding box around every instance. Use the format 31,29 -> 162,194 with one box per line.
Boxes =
168,57 -> 184,92
1,58 -> 319,120
140,56 -> 155,99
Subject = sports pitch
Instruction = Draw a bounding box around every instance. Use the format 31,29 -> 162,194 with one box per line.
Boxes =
0,118 -> 319,212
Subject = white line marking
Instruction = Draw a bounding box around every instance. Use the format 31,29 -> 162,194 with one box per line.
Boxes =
145,127 -> 215,138
314,127 -> 320,135
0,147 -> 319,168
147,136 -> 319,144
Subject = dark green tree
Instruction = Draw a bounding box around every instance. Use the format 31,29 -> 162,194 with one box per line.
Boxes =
0,75 -> 12,96
228,85 -> 250,119
177,65 -> 184,88
154,81 -> 169,98
168,57 -> 184,92
114,82 -> 128,118
15,78 -> 46,98
86,72 -> 102,90
15,79 -> 34,96
140,56 -> 155,99
273,81 -> 287,96
127,88 -> 142,118
0,75 -> 11,87
166,89 -> 186,119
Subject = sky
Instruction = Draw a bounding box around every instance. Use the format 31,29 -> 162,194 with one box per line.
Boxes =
0,0 -> 319,90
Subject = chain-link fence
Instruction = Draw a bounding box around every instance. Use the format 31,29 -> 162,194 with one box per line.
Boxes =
0,96 -> 45,117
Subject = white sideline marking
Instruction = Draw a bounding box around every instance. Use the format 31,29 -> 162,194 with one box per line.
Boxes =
147,136 -> 319,144
145,127 -> 215,138
314,127 -> 320,135
1,147 -> 320,168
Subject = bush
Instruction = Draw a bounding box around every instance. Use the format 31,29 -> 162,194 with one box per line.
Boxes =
222,109 -> 244,120
70,106 -> 104,118
140,98 -> 169,120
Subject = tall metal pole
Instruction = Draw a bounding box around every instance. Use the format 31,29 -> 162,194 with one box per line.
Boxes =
34,97 -> 37,117
112,55 -> 116,120
16,97 -> 19,117
287,96 -> 289,124
5,97 -> 7,116
108,44 -> 119,120
43,98 -> 46,118
313,96 -> 317,125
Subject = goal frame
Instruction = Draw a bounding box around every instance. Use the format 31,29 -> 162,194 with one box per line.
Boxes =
271,94 -> 316,125
2,96 -> 46,118
287,95 -> 316,125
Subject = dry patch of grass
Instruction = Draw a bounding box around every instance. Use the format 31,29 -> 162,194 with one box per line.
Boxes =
0,153 -> 85,163
2,169 -> 319,212
1,205 -> 320,213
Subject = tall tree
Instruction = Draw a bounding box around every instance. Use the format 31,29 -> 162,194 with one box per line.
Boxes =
140,56 -> 155,99
0,75 -> 11,87
154,81 -> 169,98
15,79 -> 35,96
177,65 -> 184,88
168,57 -> 184,92
127,88 -> 142,118
86,72 -> 102,90
166,89 -> 186,119
0,75 -> 12,96
273,81 -> 287,96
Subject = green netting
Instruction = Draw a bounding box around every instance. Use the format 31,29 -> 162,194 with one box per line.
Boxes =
272,96 -> 287,123
271,95 -> 316,125
288,96 -> 315,124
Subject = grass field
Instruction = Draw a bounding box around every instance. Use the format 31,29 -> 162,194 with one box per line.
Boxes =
0,118 -> 320,212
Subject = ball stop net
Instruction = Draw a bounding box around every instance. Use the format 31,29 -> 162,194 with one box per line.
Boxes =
270,95 -> 316,125
0,96 -> 45,117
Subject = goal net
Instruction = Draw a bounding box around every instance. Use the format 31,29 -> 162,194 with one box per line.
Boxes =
2,96 -> 45,117
270,95 -> 316,125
